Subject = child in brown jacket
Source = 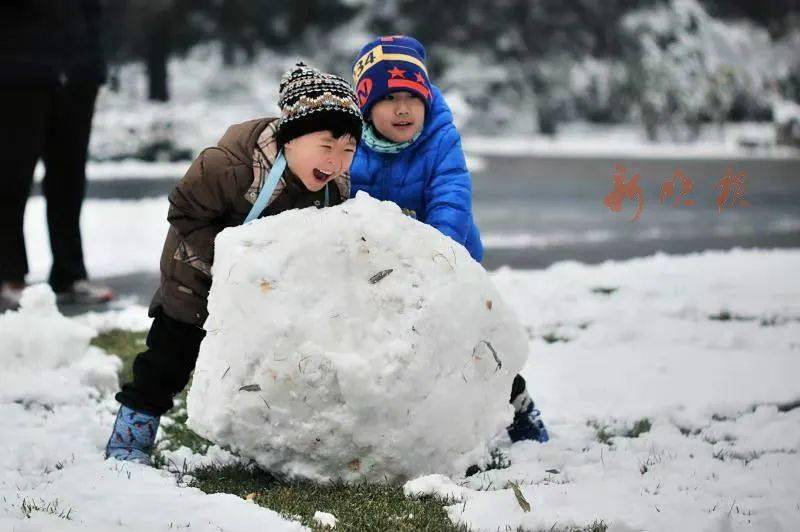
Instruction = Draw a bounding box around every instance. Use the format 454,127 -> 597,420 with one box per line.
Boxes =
105,64 -> 363,464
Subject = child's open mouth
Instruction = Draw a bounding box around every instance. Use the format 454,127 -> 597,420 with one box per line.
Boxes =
392,121 -> 414,130
313,168 -> 333,182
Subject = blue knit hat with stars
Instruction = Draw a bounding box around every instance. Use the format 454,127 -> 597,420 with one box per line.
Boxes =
352,35 -> 433,117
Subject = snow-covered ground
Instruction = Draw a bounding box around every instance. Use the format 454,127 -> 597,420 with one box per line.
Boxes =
2,246 -> 798,531
0,286 -> 306,531
439,248 -> 800,531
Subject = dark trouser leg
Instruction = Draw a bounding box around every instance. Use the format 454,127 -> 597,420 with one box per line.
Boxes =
510,374 -> 532,412
42,80 -> 99,291
0,86 -> 51,284
116,309 -> 206,416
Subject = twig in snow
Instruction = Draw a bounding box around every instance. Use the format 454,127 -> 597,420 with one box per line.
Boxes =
369,269 -> 393,284
728,499 -> 737,516
473,340 -> 502,371
432,252 -> 454,271
508,482 -> 531,512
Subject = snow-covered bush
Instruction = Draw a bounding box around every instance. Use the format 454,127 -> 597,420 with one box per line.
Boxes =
92,43 -> 290,161
438,50 -> 539,135
774,99 -> 800,148
569,57 -> 632,124
622,0 -> 782,141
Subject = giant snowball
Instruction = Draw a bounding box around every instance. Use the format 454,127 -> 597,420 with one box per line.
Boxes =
186,193 -> 527,481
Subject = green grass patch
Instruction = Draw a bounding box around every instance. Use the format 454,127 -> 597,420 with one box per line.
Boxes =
190,463 -> 468,532
152,400 -> 212,466
588,418 -> 652,445
91,329 -> 147,385
542,332 -> 571,344
589,421 -> 615,445
709,310 -> 800,327
466,448 -> 512,478
506,522 -> 608,532
19,497 -> 73,520
540,522 -> 608,532
625,418 -> 652,438
590,287 -> 618,295
708,310 -> 756,322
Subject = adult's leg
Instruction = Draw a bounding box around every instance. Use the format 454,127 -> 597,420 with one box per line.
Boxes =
0,86 -> 51,284
42,80 -> 99,291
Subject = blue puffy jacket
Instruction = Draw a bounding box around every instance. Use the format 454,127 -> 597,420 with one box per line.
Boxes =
349,85 -> 484,262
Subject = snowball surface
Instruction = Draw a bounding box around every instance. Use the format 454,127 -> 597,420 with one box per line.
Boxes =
186,193 -> 528,480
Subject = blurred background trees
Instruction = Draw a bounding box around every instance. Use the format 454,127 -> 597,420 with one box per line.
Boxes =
101,0 -> 800,140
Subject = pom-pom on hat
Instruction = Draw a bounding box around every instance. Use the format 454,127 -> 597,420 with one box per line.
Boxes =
352,35 -> 432,116
276,62 -> 363,146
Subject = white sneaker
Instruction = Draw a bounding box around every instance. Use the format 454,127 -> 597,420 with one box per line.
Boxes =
0,282 -> 25,311
56,279 -> 115,305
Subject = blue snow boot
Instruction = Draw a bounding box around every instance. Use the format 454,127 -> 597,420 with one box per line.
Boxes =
105,405 -> 160,464
508,400 -> 550,443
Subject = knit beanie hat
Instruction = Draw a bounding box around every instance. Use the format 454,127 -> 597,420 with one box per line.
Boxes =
352,35 -> 433,116
276,63 -> 364,147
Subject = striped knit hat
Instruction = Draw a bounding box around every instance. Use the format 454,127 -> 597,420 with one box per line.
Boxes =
352,35 -> 433,116
276,63 -> 363,146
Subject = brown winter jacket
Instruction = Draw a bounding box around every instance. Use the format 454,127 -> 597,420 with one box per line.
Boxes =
149,117 -> 350,326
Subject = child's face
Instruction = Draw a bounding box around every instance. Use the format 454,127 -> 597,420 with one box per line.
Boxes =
369,91 -> 426,143
284,131 -> 357,192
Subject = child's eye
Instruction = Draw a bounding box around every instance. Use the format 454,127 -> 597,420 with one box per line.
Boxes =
383,94 -> 394,101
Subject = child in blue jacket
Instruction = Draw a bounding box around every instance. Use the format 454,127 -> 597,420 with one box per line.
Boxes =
349,35 -> 548,444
